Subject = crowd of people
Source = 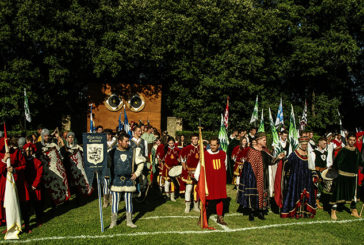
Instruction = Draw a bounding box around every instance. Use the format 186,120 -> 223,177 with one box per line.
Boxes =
0,122 -> 363,233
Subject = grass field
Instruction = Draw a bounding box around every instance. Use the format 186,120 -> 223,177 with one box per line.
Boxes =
2,184 -> 363,244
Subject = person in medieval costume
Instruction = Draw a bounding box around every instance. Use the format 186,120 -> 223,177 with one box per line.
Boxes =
23,142 -> 43,228
332,133 -> 345,158
195,137 -> 228,226
161,136 -> 181,202
180,134 -> 201,213
130,126 -> 149,198
61,132 -> 93,198
109,132 -> 145,229
237,132 -> 283,221
330,133 -> 363,220
150,137 -> 161,189
280,136 -> 317,218
231,137 -> 249,190
101,129 -> 116,208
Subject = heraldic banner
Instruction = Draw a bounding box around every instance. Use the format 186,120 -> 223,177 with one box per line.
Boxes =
82,133 -> 107,186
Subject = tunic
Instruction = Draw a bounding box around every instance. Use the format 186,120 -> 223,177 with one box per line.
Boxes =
204,150 -> 227,200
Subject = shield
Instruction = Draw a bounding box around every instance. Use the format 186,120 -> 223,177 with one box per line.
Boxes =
42,148 -> 71,205
87,144 -> 104,165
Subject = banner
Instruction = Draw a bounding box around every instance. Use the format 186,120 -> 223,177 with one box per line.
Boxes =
82,133 -> 107,186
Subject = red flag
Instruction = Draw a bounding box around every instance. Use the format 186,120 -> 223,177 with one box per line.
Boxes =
197,127 -> 214,230
223,97 -> 229,130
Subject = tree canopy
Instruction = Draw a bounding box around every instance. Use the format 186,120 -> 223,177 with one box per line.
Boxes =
0,0 -> 362,134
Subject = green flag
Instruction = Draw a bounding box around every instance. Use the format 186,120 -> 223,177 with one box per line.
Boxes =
218,114 -> 229,152
289,104 -> 299,151
258,109 -> 265,132
250,95 -> 259,124
269,107 -> 281,156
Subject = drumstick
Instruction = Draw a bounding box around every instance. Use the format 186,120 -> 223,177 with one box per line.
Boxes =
360,204 -> 364,217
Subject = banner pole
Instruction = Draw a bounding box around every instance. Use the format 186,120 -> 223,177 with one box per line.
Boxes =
96,171 -> 104,232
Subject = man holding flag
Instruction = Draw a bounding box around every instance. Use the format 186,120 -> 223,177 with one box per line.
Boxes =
195,137 -> 228,226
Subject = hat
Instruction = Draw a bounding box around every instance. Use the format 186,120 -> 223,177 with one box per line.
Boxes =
326,132 -> 333,138
67,131 -> 75,138
255,132 -> 266,140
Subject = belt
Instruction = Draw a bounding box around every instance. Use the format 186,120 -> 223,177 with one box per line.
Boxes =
119,175 -> 131,181
338,170 -> 357,177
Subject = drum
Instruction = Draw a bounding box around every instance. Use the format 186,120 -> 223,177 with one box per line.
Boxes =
321,168 -> 334,194
168,165 -> 183,178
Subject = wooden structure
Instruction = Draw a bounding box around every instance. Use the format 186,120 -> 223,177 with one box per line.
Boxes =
87,83 -> 162,132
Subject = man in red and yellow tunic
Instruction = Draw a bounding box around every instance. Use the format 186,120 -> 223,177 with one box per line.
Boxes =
195,137 -> 228,225
180,134 -> 200,213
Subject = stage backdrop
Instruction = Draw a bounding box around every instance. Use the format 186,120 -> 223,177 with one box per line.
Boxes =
87,83 -> 162,132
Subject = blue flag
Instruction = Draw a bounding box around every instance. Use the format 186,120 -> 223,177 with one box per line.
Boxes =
124,105 -> 132,137
118,111 -> 124,132
275,97 -> 284,127
90,104 -> 95,133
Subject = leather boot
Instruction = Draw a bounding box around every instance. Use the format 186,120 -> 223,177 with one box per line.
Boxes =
217,215 -> 227,226
126,212 -> 137,228
249,210 -> 254,221
193,201 -> 200,212
185,201 -> 191,213
316,199 -> 323,209
109,213 -> 117,229
170,193 -> 176,202
331,209 -> 337,220
103,194 -> 110,208
351,209 -> 360,218
257,210 -> 266,220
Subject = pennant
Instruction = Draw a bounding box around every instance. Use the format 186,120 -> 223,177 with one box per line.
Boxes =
257,109 -> 265,133
118,111 -> 124,132
223,97 -> 229,130
124,105 -> 132,137
197,126 -> 214,230
275,97 -> 284,127
3,123 -> 22,240
250,95 -> 259,124
289,104 -> 299,152
24,89 -> 31,123
269,108 -> 281,156
218,114 -> 229,152
89,104 -> 95,133
300,99 -> 308,131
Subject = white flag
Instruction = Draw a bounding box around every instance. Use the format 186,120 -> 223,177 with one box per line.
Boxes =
24,89 -> 31,123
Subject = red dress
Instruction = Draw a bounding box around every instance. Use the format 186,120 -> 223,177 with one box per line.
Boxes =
11,149 -> 30,202
231,145 -> 249,176
204,150 -> 227,200
25,157 -> 43,201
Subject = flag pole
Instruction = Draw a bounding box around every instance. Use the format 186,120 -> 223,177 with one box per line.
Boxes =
96,171 -> 104,232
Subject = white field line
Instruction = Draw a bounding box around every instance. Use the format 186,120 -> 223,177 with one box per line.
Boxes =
2,218 -> 363,243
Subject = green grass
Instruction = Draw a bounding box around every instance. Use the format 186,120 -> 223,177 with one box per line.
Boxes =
3,185 -> 364,244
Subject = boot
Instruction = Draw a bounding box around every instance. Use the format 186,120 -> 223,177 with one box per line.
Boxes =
249,210 -> 255,221
217,215 -> 227,226
331,209 -> 337,220
193,201 -> 200,212
185,201 -> 191,213
126,212 -> 137,228
351,209 -> 361,218
170,193 -> 176,202
257,210 -> 266,220
316,199 -> 323,209
103,194 -> 110,208
109,213 -> 117,229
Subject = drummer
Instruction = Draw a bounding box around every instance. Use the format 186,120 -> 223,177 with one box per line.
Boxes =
162,136 -> 181,202
312,137 -> 331,209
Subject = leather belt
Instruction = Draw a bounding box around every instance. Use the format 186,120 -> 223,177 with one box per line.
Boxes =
338,170 -> 357,177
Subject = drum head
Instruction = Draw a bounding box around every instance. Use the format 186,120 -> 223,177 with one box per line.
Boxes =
168,165 -> 183,177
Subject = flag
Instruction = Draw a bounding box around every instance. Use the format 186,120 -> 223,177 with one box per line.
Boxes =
223,97 -> 229,130
275,97 -> 284,126
338,110 -> 345,139
289,104 -> 299,152
250,95 -> 259,124
3,123 -> 22,240
118,111 -> 124,132
269,108 -> 281,156
218,114 -> 229,152
124,105 -> 132,137
257,109 -> 265,133
300,99 -> 308,131
24,88 -> 31,123
89,104 -> 95,133
197,126 -> 214,230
